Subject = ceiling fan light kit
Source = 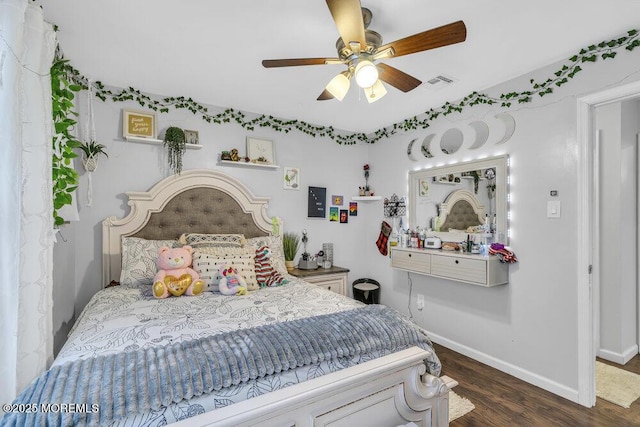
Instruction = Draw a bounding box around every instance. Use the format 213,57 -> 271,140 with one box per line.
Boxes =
262,0 -> 467,103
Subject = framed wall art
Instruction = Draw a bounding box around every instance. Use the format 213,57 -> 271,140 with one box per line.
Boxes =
184,130 -> 199,145
247,137 -> 275,164
283,167 -> 300,190
123,109 -> 157,139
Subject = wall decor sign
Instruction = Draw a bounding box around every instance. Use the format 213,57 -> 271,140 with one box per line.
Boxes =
283,167 -> 300,190
349,202 -> 358,216
307,186 -> 326,218
340,209 -> 348,223
332,195 -> 343,205
123,109 -> 156,139
247,137 -> 275,164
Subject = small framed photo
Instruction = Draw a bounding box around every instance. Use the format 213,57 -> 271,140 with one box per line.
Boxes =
283,167 -> 300,190
332,195 -> 343,206
123,109 -> 157,139
184,130 -> 199,145
247,137 -> 275,164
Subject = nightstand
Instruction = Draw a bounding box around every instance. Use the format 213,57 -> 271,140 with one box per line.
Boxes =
288,266 -> 350,296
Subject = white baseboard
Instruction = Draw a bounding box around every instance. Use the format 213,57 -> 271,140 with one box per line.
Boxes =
428,331 -> 580,404
597,344 -> 639,365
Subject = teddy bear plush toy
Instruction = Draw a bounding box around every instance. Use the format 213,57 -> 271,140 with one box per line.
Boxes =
218,264 -> 248,296
153,245 -> 205,299
255,245 -> 287,287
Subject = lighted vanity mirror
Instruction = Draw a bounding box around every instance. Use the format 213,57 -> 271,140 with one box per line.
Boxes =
408,155 -> 509,245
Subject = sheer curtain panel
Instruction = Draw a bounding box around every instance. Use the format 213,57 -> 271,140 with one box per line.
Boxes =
0,0 -> 56,404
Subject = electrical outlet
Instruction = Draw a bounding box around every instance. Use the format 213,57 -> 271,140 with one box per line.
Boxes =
416,294 -> 425,310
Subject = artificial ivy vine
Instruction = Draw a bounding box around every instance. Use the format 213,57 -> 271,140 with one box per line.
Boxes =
62,28 -> 639,146
51,52 -> 81,226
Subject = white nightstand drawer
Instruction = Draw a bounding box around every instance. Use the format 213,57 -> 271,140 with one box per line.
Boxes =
431,255 -> 486,284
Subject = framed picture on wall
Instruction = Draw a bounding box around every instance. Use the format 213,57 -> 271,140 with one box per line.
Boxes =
123,109 -> 157,139
184,130 -> 199,145
247,137 -> 275,164
283,167 -> 300,190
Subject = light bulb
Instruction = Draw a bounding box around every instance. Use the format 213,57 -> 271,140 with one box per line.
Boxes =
354,60 -> 378,88
325,72 -> 351,101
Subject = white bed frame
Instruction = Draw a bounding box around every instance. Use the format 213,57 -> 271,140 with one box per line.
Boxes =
101,169 -> 455,426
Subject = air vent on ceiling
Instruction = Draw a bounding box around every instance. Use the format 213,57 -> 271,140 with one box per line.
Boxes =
426,74 -> 457,89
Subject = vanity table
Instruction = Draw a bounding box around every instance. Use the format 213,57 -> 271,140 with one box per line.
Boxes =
391,247 -> 508,287
399,154 -> 511,287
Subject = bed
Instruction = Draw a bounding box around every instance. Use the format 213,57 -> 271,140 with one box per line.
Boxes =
2,169 -> 455,427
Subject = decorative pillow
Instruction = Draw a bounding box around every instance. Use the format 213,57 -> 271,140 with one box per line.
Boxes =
179,233 -> 246,248
120,237 -> 177,286
246,235 -> 287,276
192,253 -> 257,292
193,245 -> 254,257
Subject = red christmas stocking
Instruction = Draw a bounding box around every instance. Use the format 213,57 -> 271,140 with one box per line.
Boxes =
376,221 -> 392,256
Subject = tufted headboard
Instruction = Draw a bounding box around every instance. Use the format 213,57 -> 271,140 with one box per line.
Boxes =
438,189 -> 485,232
102,169 -> 273,285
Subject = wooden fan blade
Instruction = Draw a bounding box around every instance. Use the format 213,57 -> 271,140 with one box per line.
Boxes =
262,58 -> 338,68
326,0 -> 367,49
317,89 -> 335,100
377,20 -> 467,58
377,63 -> 422,92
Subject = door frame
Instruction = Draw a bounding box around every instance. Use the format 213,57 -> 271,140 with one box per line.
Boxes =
576,79 -> 640,406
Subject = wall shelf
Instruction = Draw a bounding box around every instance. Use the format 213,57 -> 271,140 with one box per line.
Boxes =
124,136 -> 202,150
218,160 -> 279,169
352,196 -> 382,201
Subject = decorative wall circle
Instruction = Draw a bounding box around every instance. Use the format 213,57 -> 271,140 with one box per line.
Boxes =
407,138 -> 418,161
468,120 -> 490,150
439,127 -> 464,155
495,113 -> 516,145
421,134 -> 436,159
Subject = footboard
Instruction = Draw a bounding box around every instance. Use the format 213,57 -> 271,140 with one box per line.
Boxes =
174,346 -> 455,427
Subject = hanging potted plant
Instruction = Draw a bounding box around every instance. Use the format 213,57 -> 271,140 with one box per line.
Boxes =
78,141 -> 108,172
164,126 -> 186,175
282,232 -> 300,271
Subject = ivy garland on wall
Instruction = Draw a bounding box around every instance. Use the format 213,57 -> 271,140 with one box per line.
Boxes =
52,29 -> 639,222
63,29 -> 639,146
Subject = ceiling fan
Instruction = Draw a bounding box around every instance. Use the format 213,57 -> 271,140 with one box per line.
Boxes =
262,0 -> 467,103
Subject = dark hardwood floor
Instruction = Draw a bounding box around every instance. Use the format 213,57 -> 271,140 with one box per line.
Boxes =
433,343 -> 640,426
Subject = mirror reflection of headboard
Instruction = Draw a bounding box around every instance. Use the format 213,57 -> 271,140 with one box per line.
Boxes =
408,155 -> 508,243
438,190 -> 485,231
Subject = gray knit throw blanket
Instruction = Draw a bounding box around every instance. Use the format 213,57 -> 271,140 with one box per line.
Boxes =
1,305 -> 438,426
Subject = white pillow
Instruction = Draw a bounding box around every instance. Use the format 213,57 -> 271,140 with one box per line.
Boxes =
193,253 -> 257,292
120,237 -> 177,286
246,235 -> 287,276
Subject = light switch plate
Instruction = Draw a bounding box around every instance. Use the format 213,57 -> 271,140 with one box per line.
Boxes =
547,200 -> 561,218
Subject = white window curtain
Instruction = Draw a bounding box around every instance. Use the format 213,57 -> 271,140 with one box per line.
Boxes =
0,0 -> 56,403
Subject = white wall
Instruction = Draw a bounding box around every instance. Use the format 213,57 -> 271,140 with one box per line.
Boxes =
52,45 -> 640,402
596,100 -> 639,363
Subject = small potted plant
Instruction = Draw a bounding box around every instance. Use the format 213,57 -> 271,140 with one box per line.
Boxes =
282,232 -> 300,271
164,126 -> 186,175
78,141 -> 108,172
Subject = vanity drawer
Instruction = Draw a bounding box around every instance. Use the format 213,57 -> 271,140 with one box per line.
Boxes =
391,249 -> 431,274
431,255 -> 486,284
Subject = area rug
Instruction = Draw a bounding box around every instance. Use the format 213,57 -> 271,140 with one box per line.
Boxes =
596,361 -> 640,408
449,390 -> 475,422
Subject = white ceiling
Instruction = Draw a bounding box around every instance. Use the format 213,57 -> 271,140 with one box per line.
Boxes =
37,0 -> 640,134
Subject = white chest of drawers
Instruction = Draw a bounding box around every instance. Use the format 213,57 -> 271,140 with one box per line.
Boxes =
390,247 -> 509,287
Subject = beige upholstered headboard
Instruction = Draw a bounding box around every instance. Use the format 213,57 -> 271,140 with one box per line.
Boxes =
438,189 -> 485,231
102,169 -> 273,285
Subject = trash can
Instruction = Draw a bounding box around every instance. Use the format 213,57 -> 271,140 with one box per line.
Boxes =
352,278 -> 380,304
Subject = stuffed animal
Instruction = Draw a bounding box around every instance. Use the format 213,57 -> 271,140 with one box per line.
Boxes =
218,264 -> 248,296
153,245 -> 204,299
255,245 -> 287,287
